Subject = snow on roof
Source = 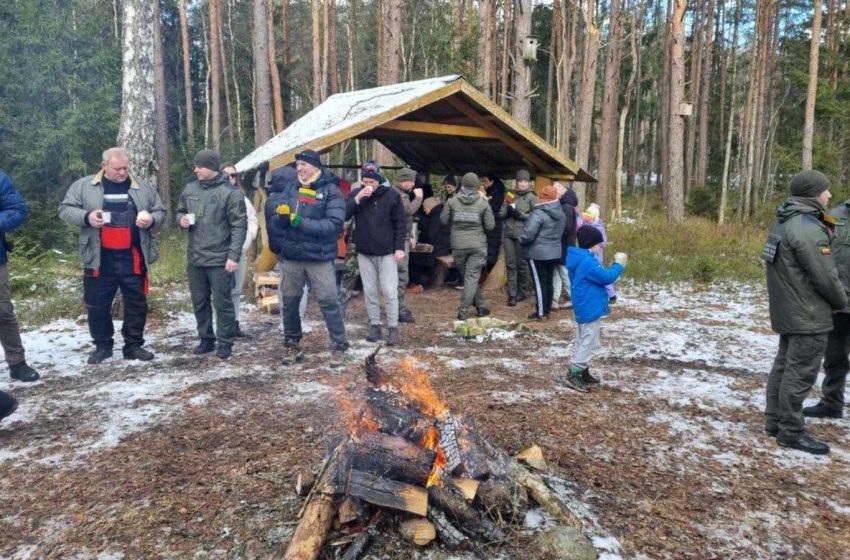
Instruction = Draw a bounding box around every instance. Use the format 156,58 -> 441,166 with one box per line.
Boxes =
236,75 -> 462,172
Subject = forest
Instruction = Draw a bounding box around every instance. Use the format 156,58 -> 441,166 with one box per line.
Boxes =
1,0 -> 848,248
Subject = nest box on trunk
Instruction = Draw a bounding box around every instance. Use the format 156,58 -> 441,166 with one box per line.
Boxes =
522,37 -> 539,62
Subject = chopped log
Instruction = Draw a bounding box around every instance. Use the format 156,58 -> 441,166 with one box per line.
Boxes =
345,468 -> 428,516
349,432 -> 436,486
516,445 -> 547,470
398,518 -> 436,546
476,476 -> 528,525
428,484 -> 505,542
282,493 -> 337,560
366,388 -> 434,441
427,509 -> 468,550
295,469 -> 315,497
451,477 -> 480,501
338,497 -> 359,525
454,416 -> 492,478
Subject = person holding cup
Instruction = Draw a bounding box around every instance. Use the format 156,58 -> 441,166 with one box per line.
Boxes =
59,147 -> 166,364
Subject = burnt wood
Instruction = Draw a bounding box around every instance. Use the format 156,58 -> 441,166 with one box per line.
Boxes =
427,509 -> 468,550
349,432 -> 437,486
345,468 -> 429,517
427,484 -> 505,542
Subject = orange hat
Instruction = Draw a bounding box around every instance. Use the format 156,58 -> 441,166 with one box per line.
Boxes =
539,184 -> 558,203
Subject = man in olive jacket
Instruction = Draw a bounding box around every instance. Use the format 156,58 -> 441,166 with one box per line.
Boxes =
59,148 -> 166,364
762,170 -> 847,455
500,170 -> 537,306
176,150 -> 247,359
441,172 -> 495,320
805,189 -> 850,421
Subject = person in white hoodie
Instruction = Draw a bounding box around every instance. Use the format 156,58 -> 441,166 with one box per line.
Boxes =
222,164 -> 259,337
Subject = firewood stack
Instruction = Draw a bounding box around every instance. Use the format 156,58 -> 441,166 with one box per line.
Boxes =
282,349 -> 585,560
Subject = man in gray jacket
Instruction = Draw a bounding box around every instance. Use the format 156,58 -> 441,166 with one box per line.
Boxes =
763,170 -> 847,455
441,172 -> 494,320
501,169 -> 538,306
176,150 -> 247,359
59,148 -> 166,364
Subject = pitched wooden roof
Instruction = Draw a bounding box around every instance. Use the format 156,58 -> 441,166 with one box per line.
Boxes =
235,75 -> 594,182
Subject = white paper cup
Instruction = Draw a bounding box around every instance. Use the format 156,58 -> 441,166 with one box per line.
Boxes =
187,213 -> 196,225
101,211 -> 111,224
136,210 -> 151,227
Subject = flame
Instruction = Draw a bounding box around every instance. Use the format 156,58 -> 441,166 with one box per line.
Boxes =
337,393 -> 379,437
388,359 -> 449,418
422,426 -> 448,487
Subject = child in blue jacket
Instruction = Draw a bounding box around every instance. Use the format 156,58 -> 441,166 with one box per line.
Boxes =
565,225 -> 627,392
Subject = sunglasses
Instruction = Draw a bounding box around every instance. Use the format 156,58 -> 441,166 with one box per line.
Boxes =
228,173 -> 238,178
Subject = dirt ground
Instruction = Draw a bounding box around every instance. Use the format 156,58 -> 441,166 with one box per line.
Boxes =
1,281 -> 849,559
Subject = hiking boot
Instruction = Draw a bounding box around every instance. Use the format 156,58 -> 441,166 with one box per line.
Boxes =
193,339 -> 216,355
398,309 -> 416,323
215,343 -> 232,360
457,310 -> 469,321
802,401 -> 843,419
235,322 -> 250,338
366,324 -> 382,343
516,293 -> 528,303
581,368 -> 601,385
609,296 -> 618,305
477,306 -> 491,318
386,327 -> 400,347
765,424 -> 779,437
9,361 -> 40,382
88,346 -> 113,364
123,347 -> 154,361
282,342 -> 305,365
566,366 -> 590,393
507,297 -> 517,307
330,344 -> 350,368
0,391 -> 18,423
776,433 -> 830,455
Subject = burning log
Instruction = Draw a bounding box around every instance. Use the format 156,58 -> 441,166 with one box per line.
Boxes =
348,432 -> 436,486
398,518 -> 436,546
366,388 -> 435,441
427,484 -> 505,542
427,509 -> 468,550
345,469 -> 428,517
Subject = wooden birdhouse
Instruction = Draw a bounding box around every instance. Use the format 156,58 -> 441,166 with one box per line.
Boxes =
522,37 -> 538,62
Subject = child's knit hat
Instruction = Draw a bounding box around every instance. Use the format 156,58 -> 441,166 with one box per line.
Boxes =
577,224 -> 603,249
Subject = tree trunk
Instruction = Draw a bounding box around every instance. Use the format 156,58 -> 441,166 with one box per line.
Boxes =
684,0 -> 703,193
329,0 -> 340,95
218,6 -> 235,144
802,0 -> 822,170
574,0 -> 599,170
695,0 -> 715,187
151,0 -> 171,224
267,0 -> 285,132
719,0 -> 741,225
253,0 -> 273,145
321,0 -> 330,101
228,0 -> 244,146
499,0 -> 513,110
615,9 -> 641,219
374,0 -> 402,165
511,0 -> 533,127
311,0 -> 322,106
667,0 -> 687,225
178,0 -> 194,152
595,0 -> 624,215
555,0 -> 576,156
544,6 -> 556,143
209,0 -> 222,150
118,0 -> 156,182
476,0 -> 494,97
659,0 -> 672,200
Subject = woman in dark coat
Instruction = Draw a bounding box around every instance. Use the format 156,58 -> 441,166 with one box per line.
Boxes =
480,172 -> 506,280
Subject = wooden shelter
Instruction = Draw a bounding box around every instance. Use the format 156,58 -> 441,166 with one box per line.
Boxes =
236,75 -> 594,185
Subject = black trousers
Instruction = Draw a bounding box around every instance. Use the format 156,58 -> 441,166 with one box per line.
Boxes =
84,249 -> 147,351
822,312 -> 850,409
528,258 -> 559,318
187,264 -> 236,345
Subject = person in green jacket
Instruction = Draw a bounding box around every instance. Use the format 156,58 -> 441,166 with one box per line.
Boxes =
804,193 -> 850,421
440,172 -> 495,320
762,170 -> 847,455
500,170 -> 537,306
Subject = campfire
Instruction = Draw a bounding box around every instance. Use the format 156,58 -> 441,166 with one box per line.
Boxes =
283,349 -> 583,560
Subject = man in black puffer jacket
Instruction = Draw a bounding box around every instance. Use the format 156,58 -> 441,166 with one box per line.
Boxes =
266,150 -> 349,366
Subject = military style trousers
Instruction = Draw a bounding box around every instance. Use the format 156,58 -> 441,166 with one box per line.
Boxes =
765,333 -> 828,440
188,264 -> 236,345
0,263 -> 25,366
503,236 -> 530,299
396,241 -> 410,312
821,312 -> 850,410
453,247 -> 487,317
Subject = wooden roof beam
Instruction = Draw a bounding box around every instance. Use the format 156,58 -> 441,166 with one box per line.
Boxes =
373,120 -> 498,139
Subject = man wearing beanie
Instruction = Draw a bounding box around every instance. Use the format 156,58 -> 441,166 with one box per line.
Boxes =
519,184 -> 566,320
345,164 -> 407,346
440,172 -> 495,320
441,175 -> 458,201
176,149 -> 247,360
565,225 -> 627,392
501,169 -> 538,305
267,150 -> 349,366
762,169 -> 846,455
393,167 -> 423,323
59,148 -> 166,365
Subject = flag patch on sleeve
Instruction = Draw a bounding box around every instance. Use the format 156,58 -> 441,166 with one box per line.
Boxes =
821,246 -> 832,255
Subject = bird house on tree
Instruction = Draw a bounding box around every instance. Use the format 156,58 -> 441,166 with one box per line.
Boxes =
521,37 -> 538,62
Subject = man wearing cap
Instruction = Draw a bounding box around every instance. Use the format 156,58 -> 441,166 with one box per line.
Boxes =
440,172 -> 494,320
59,148 -> 166,364
346,164 -> 407,346
501,169 -> 537,306
269,150 -> 349,365
393,167 -> 423,323
762,169 -> 847,455
176,149 -> 247,360
221,163 -> 259,338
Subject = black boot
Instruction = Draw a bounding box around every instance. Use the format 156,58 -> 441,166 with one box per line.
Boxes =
235,322 -> 249,338
802,401 -> 843,419
282,341 -> 305,365
476,306 -> 491,318
581,368 -> 601,385
776,433 -> 830,455
9,361 -> 40,382
193,339 -> 216,355
516,293 -> 528,303
330,343 -> 350,368
507,297 -> 517,307
566,366 -> 590,393
398,309 -> 416,323
386,327 -> 400,347
0,390 -> 17,423
123,347 -> 154,361
88,346 -> 113,365
215,343 -> 232,359
366,324 -> 382,343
